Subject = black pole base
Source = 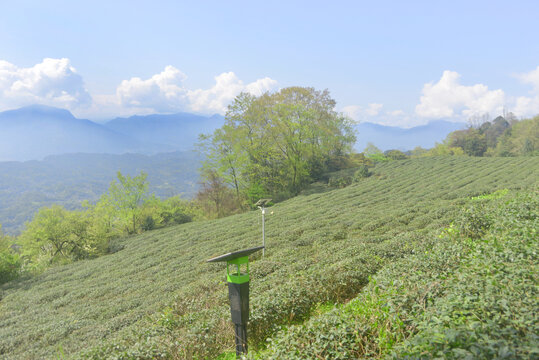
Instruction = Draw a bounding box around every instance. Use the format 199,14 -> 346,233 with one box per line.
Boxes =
234,323 -> 248,356
228,281 -> 250,356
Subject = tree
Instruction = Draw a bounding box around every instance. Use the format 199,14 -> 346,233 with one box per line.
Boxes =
199,87 -> 356,202
108,171 -> 149,234
363,142 -> 383,156
384,149 -> 408,160
19,206 -> 92,264
196,170 -> 237,218
493,116 -> 539,156
0,224 -> 21,284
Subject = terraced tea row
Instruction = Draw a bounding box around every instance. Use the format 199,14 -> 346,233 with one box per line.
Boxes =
0,156 -> 537,358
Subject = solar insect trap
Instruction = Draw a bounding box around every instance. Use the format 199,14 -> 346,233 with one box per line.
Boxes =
207,246 -> 264,357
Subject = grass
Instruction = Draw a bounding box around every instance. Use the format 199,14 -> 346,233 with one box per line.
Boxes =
0,156 -> 537,359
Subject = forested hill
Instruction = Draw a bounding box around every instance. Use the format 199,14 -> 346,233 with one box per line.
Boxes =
0,151 -> 202,234
1,156 -> 537,359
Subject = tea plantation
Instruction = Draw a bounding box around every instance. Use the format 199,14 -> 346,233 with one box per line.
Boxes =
0,157 -> 537,359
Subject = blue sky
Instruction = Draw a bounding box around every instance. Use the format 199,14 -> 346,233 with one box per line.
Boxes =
1,0 -> 538,126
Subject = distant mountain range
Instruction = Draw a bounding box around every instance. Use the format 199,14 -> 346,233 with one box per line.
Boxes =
0,105 -> 223,161
0,105 -> 464,161
354,120 -> 465,152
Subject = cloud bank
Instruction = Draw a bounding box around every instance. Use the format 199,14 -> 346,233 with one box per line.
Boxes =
116,67 -> 277,115
1,59 -> 539,125
343,68 -> 539,127
0,59 -> 278,118
0,58 -> 91,110
513,65 -> 539,117
415,70 -> 505,119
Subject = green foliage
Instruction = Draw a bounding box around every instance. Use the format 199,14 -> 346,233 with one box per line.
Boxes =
254,282 -> 409,359
363,143 -> 390,163
109,171 -> 149,234
443,115 -> 539,158
0,226 -> 22,284
354,165 -> 371,179
384,149 -> 408,160
19,206 -> 96,264
199,87 -> 357,205
421,142 -> 465,157
492,115 -> 539,156
16,172 -> 194,269
257,190 -> 538,360
470,188 -> 508,200
0,229 -> 21,285
0,157 -> 537,358
391,191 -> 539,359
0,151 -> 202,235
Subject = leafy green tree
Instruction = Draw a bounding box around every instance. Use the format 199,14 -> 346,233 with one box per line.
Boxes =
19,206 -> 93,264
82,194 -> 119,251
200,87 -> 356,202
0,224 -> 21,284
138,195 -> 194,230
108,171 -> 149,234
493,116 -> 539,156
384,149 -> 408,160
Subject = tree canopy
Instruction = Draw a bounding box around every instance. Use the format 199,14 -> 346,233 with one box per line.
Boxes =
199,87 -> 356,205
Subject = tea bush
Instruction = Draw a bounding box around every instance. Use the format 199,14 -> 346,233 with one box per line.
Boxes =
256,190 -> 538,359
0,157 -> 537,359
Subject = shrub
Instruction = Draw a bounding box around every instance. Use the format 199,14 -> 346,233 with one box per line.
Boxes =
0,250 -> 21,284
353,165 -> 370,180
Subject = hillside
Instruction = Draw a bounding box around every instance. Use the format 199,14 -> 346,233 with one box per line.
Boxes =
104,113 -> 224,150
0,106 -> 224,162
0,151 -> 202,234
0,106 -> 159,161
0,157 -> 537,359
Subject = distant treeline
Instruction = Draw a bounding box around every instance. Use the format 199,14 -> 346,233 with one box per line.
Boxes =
407,114 -> 539,157
0,151 -> 202,235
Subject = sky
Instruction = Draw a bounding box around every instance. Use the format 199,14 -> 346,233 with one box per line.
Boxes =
1,0 -> 538,127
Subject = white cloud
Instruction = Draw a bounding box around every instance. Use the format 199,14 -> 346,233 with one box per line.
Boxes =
116,66 -> 189,112
513,95 -> 539,117
516,65 -> 539,92
116,67 -> 278,115
342,103 -> 421,127
365,103 -> 383,116
342,103 -> 383,121
415,70 -> 505,120
0,58 -> 91,110
387,110 -> 404,116
512,66 -> 539,118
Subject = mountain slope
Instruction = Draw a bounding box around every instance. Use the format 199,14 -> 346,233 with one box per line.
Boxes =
0,105 -> 171,161
0,157 -> 537,359
104,112 -> 224,150
0,151 -> 202,234
354,120 -> 465,151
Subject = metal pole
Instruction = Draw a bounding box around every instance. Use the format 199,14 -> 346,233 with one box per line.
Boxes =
262,207 -> 265,257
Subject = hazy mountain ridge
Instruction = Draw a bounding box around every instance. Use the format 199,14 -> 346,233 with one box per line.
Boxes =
0,105 -> 151,161
105,112 -> 224,149
354,120 -> 466,151
0,105 -> 464,161
0,106 -> 223,161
